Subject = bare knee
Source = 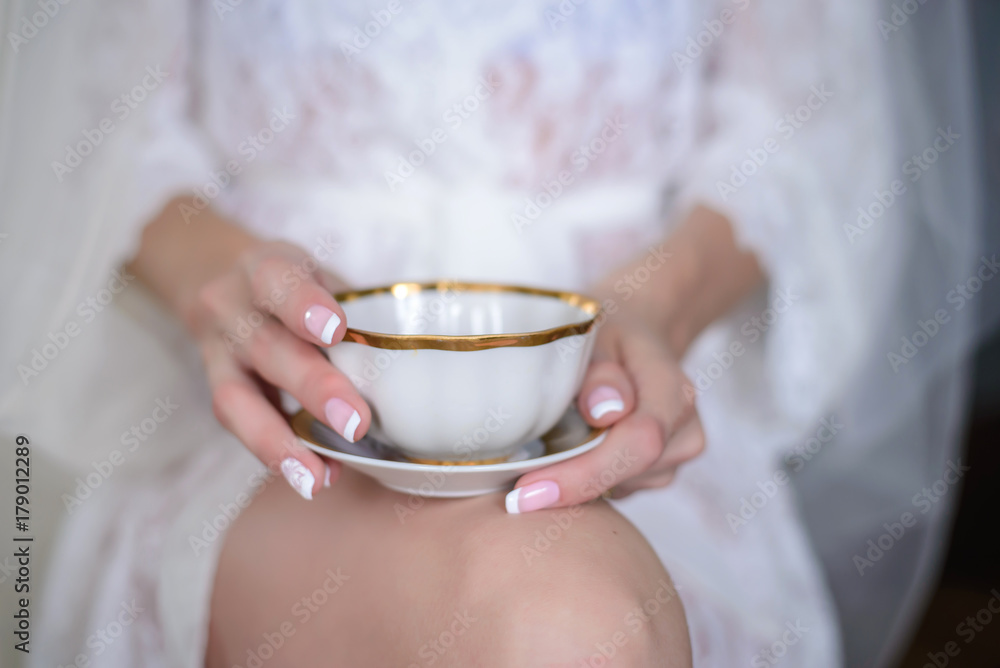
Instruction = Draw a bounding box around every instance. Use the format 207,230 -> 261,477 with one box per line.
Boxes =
438,501 -> 692,667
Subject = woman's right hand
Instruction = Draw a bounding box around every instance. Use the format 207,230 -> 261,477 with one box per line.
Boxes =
188,239 -> 371,499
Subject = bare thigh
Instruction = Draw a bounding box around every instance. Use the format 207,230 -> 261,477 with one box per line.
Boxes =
205,467 -> 691,667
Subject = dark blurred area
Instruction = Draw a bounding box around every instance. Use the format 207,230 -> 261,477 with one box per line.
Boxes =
899,1 -> 1000,666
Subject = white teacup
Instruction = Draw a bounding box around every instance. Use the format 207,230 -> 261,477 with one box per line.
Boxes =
326,282 -> 602,463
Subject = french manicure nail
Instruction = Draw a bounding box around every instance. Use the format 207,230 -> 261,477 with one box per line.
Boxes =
588,385 -> 625,420
505,480 -> 560,514
304,306 -> 341,345
323,463 -> 332,488
325,398 -> 361,443
280,458 -> 315,500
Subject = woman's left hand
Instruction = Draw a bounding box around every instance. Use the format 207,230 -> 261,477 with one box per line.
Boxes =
506,315 -> 704,513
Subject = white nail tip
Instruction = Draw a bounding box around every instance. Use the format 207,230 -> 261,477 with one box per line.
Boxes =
320,313 -> 341,345
280,458 -> 314,500
505,488 -> 522,514
590,398 -> 625,420
323,464 -> 332,488
343,411 -> 361,443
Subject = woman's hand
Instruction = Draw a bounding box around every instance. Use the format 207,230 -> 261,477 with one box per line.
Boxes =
505,315 -> 704,513
191,240 -> 372,499
505,205 -> 763,513
127,200 -> 371,500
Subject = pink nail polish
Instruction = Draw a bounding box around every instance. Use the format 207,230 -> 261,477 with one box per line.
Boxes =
304,306 -> 341,345
505,480 -> 560,514
325,398 -> 362,443
588,385 -> 625,420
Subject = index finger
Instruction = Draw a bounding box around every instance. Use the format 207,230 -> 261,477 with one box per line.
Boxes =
242,245 -> 347,347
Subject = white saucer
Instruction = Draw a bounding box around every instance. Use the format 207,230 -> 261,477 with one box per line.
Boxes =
290,406 -> 606,497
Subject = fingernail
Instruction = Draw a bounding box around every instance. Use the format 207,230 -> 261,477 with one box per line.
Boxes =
505,480 -> 560,514
280,458 -> 315,500
588,385 -> 625,420
323,463 -> 332,488
304,306 -> 341,345
325,398 -> 362,443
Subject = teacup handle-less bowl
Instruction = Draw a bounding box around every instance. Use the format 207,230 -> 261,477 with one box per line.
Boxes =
326,282 -> 602,463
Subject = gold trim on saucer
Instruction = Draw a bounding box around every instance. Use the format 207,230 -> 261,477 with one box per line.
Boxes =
289,408 -> 606,466
333,281 -> 602,351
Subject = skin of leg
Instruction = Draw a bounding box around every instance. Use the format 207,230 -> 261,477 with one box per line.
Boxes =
205,467 -> 692,668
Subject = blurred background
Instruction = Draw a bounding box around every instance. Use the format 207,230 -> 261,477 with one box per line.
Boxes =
897,1 -> 1000,666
